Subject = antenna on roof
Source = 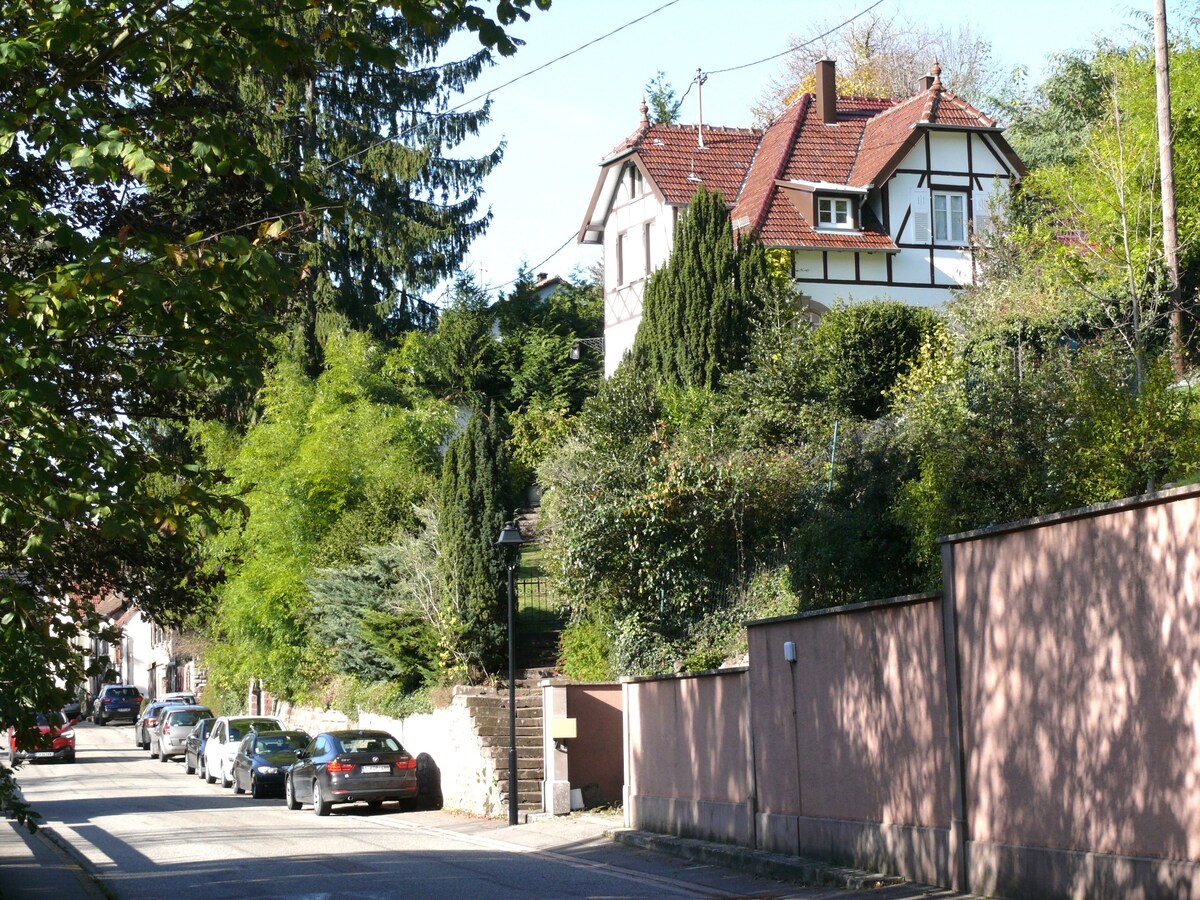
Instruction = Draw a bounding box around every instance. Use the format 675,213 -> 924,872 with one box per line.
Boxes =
695,68 -> 708,150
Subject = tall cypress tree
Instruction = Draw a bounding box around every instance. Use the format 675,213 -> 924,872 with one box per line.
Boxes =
437,406 -> 511,676
635,187 -> 772,389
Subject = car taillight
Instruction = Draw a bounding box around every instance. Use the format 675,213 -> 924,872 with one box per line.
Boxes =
326,759 -> 355,773
395,757 -> 417,770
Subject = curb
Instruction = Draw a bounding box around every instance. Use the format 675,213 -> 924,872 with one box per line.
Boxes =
608,828 -> 904,890
36,826 -> 115,900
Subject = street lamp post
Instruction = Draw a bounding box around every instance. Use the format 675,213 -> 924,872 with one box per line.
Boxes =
495,519 -> 525,826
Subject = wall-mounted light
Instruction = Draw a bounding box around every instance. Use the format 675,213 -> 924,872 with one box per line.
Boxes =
784,641 -> 797,664
569,336 -> 604,361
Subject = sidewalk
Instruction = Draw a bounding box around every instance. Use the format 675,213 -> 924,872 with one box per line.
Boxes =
0,818 -> 107,900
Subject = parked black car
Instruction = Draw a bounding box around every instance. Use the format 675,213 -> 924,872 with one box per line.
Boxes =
231,730 -> 310,798
285,730 -> 418,816
184,718 -> 215,776
92,685 -> 142,725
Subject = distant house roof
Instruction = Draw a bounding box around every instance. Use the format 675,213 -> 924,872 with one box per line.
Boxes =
581,64 -> 1024,251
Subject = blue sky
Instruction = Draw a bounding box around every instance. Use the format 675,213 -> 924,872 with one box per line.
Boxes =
438,0 -> 1153,302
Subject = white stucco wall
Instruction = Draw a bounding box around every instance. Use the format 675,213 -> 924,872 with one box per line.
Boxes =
601,162 -> 676,377
277,693 -> 505,817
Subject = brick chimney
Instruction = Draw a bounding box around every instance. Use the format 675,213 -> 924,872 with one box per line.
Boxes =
919,73 -> 935,91
816,58 -> 837,125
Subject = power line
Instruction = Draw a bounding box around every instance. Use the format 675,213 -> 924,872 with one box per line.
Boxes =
325,0 -> 683,172
484,231 -> 577,295
707,0 -> 889,76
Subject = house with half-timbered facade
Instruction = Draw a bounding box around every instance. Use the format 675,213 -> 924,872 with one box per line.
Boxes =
579,60 -> 1026,376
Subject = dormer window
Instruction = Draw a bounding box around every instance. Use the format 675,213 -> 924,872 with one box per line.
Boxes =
817,196 -> 853,229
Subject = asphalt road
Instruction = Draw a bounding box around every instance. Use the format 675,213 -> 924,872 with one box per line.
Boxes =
6,720 -> 824,899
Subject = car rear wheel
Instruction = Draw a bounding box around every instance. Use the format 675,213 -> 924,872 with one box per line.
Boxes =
233,773 -> 245,795
204,760 -> 216,784
96,714 -> 106,726
285,775 -> 300,810
159,749 -> 171,763
185,757 -> 195,775
367,800 -> 383,811
313,780 -> 331,817
220,763 -> 232,789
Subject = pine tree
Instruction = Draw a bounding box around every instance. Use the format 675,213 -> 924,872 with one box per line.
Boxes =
436,406 -> 512,676
635,187 -> 772,389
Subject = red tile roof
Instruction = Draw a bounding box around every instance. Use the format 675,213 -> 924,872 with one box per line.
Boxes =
590,73 -> 1019,252
604,121 -> 761,206
756,189 -> 897,250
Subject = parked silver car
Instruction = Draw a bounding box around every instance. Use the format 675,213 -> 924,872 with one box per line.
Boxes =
151,705 -> 212,762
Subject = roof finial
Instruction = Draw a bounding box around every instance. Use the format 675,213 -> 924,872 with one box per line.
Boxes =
640,96 -> 649,128
931,58 -> 943,92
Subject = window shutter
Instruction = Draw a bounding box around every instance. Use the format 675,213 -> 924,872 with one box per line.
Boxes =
911,188 -> 931,243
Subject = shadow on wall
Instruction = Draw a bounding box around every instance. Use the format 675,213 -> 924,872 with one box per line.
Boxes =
417,753 -> 443,810
955,499 -> 1200,897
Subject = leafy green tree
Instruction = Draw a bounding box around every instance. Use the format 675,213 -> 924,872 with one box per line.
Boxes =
496,273 -> 604,416
1001,49 -> 1111,169
634,187 -> 773,389
199,330 -> 452,705
0,0 -> 547,825
811,300 -> 940,419
437,406 -> 512,677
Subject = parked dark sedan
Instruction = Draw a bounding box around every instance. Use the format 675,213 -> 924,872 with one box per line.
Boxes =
285,730 -> 418,816
231,730 -> 310,798
184,718 -> 215,776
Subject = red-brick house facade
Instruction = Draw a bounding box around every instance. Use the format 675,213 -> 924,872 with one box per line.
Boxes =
579,60 -> 1026,376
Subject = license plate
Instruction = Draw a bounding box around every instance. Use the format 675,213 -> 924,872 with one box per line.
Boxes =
360,765 -> 389,774
33,752 -> 54,758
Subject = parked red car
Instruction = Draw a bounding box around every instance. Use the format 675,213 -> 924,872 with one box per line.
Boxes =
7,711 -> 76,763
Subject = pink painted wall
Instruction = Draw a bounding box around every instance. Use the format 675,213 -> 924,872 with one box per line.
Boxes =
748,598 -> 951,828
566,684 -> 623,804
951,491 -> 1200,862
626,669 -> 750,805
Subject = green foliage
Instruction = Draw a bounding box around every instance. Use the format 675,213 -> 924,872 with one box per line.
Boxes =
557,614 -> 614,682
893,335 -> 1200,583
541,366 -> 741,631
812,301 -> 940,419
1001,49 -> 1111,169
0,0 -> 547,823
437,407 -> 512,678
635,187 -> 774,389
325,675 -> 434,721
644,70 -> 682,124
201,330 -> 453,701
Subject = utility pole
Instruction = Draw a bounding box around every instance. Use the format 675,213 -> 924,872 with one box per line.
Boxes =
1155,0 -> 1186,378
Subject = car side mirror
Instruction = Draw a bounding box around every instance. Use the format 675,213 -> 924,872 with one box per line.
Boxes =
294,749 -> 308,759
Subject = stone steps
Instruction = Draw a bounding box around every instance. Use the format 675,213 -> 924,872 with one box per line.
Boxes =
460,683 -> 546,812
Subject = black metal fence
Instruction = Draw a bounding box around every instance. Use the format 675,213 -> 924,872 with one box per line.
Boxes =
516,575 -> 564,668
